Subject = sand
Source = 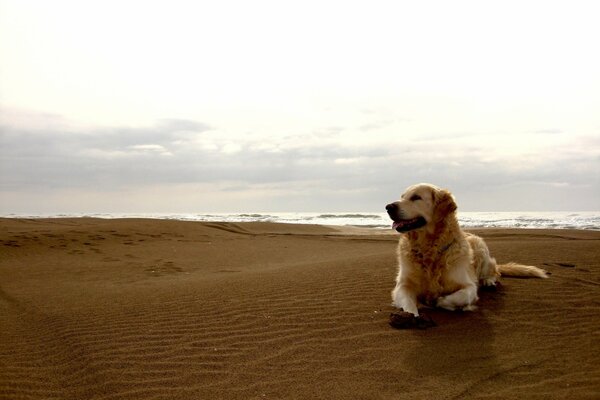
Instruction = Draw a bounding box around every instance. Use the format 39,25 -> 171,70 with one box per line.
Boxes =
1,218 -> 599,399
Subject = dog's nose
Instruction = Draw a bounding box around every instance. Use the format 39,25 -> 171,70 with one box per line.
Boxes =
386,203 -> 397,212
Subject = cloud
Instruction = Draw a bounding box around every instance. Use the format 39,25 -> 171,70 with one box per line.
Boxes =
156,119 -> 210,133
129,144 -> 173,157
1,112 -> 599,212
0,107 -> 70,131
533,129 -> 563,134
221,143 -> 243,155
359,121 -> 394,132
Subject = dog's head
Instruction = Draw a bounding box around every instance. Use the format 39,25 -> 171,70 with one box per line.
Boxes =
385,183 -> 457,233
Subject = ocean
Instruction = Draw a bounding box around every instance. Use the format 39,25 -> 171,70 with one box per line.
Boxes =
3,211 -> 600,230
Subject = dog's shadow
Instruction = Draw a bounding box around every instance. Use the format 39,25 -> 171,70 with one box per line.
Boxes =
400,285 -> 505,379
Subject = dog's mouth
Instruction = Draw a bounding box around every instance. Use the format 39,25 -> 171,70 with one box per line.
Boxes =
391,217 -> 427,232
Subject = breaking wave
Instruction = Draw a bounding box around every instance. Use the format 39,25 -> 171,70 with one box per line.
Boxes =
3,211 -> 599,230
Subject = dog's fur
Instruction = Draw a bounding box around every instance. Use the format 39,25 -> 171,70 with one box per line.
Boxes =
386,183 -> 547,316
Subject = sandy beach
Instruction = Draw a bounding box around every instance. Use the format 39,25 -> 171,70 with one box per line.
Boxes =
1,218 -> 599,399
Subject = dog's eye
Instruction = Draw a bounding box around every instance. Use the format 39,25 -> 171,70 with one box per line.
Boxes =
410,194 -> 422,201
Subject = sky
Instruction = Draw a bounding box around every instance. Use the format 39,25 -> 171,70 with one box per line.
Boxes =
1,0 -> 599,213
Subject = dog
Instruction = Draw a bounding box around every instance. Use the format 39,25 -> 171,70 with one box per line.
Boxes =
386,183 -> 547,317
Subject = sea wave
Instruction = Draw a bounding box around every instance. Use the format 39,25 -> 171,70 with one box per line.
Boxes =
2,211 -> 599,230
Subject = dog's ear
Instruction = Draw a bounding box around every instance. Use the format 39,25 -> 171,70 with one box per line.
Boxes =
433,188 -> 457,221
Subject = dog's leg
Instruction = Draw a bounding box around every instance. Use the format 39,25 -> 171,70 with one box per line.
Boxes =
436,283 -> 478,311
391,283 -> 420,316
479,256 -> 499,287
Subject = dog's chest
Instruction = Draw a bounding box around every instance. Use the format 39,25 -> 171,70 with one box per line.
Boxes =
417,267 -> 445,303
408,248 -> 454,303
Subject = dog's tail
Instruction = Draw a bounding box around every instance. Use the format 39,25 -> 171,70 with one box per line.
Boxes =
496,262 -> 549,279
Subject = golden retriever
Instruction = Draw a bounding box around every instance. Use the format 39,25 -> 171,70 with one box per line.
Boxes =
386,183 -> 547,316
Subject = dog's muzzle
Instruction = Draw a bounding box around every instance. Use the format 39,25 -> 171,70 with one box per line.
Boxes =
386,202 -> 400,219
385,202 -> 427,232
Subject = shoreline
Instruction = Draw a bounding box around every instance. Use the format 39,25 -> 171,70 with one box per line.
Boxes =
2,215 -> 600,231
1,218 -> 599,399
2,211 -> 599,231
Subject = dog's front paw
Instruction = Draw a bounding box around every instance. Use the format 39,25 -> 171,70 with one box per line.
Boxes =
436,296 -> 456,311
436,296 -> 478,312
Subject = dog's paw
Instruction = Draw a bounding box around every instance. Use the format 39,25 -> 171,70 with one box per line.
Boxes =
481,277 -> 497,287
480,279 -> 501,292
436,297 -> 478,312
391,300 -> 419,316
436,296 -> 456,311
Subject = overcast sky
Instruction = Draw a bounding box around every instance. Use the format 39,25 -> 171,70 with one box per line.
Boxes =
1,0 -> 599,213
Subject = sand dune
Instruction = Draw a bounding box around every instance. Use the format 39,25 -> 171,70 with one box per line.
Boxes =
1,218 -> 599,399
